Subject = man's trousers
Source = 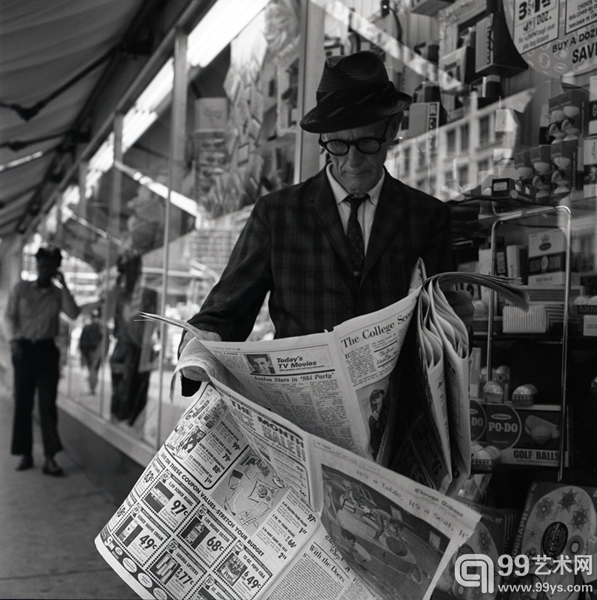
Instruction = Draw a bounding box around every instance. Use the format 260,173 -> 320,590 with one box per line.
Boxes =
11,339 -> 62,458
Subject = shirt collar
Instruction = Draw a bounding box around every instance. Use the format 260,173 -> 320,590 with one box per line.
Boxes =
326,163 -> 384,207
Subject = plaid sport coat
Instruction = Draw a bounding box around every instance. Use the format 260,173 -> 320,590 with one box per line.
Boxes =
189,168 -> 453,342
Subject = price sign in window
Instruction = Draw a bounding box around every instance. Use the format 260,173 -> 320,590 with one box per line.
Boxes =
513,0 -> 559,53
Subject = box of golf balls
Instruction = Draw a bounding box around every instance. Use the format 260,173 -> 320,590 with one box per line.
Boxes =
471,401 -> 565,467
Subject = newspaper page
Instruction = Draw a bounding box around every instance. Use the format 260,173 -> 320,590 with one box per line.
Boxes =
140,268 -> 528,497
143,286 -> 419,462
311,437 -> 480,600
199,379 -> 481,600
390,271 -> 528,494
427,280 -> 471,496
200,290 -> 418,461
95,383 -> 323,600
389,286 -> 453,493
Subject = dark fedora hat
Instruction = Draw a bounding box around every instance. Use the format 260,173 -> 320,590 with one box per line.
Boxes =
300,51 -> 412,134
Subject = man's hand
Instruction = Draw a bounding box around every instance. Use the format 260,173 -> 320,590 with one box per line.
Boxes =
54,270 -> 66,286
178,330 -> 222,382
443,290 -> 475,331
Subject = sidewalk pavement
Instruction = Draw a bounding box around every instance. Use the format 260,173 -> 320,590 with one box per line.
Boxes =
0,391 -> 137,599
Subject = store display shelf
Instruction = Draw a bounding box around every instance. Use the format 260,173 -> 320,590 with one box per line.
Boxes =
470,463 -> 562,475
474,332 -> 565,343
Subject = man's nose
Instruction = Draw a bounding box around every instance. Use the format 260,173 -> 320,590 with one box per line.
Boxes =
346,144 -> 364,164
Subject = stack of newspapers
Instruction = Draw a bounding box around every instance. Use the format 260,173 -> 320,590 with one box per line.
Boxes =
96,261 -> 527,600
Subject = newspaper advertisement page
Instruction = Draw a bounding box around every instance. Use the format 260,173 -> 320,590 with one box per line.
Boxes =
95,384 -> 320,600
209,379 -> 319,510
200,288 -> 419,460
210,384 -> 382,599
311,437 -> 480,600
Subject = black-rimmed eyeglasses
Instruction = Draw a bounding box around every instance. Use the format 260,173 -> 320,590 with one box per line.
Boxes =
318,120 -> 391,156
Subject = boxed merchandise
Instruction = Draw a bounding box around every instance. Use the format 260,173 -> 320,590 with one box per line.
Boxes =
502,304 -> 564,333
510,285 -> 584,303
470,399 -> 487,441
514,148 -> 534,180
531,145 -> 552,175
485,403 -> 562,467
508,481 -> 597,600
549,89 -> 587,139
474,11 -> 527,77
558,90 -> 587,129
505,244 -> 528,281
405,102 -> 441,138
439,46 -> 475,88
527,228 -> 575,286
551,137 -> 581,199
551,137 -> 578,171
491,178 -> 535,202
469,348 -> 482,399
583,314 -> 597,336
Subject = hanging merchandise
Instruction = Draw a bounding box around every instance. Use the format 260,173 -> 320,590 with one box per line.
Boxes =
505,0 -> 597,78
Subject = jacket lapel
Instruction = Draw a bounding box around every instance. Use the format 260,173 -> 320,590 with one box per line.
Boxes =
309,170 -> 355,273
362,173 -> 409,280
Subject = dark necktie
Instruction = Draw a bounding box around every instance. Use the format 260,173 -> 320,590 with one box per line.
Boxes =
345,194 -> 368,277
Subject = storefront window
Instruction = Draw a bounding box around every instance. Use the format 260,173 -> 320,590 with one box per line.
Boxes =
37,0 -> 301,454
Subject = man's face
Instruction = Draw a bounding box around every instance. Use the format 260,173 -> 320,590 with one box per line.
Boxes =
36,257 -> 57,287
253,357 -> 270,373
323,119 -> 397,194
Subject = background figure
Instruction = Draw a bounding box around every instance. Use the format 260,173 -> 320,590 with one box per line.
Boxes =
79,308 -> 103,394
109,251 -> 157,426
4,245 -> 80,475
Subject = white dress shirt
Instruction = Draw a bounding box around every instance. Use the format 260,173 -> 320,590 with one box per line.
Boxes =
325,164 -> 385,252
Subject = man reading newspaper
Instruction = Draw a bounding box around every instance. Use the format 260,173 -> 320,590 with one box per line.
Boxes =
178,51 -> 473,393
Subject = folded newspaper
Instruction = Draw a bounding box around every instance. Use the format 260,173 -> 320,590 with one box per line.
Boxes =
95,266 -> 527,600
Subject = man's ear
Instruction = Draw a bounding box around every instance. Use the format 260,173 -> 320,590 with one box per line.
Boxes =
388,114 -> 403,141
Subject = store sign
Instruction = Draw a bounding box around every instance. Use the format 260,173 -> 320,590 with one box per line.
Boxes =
505,0 -> 597,78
